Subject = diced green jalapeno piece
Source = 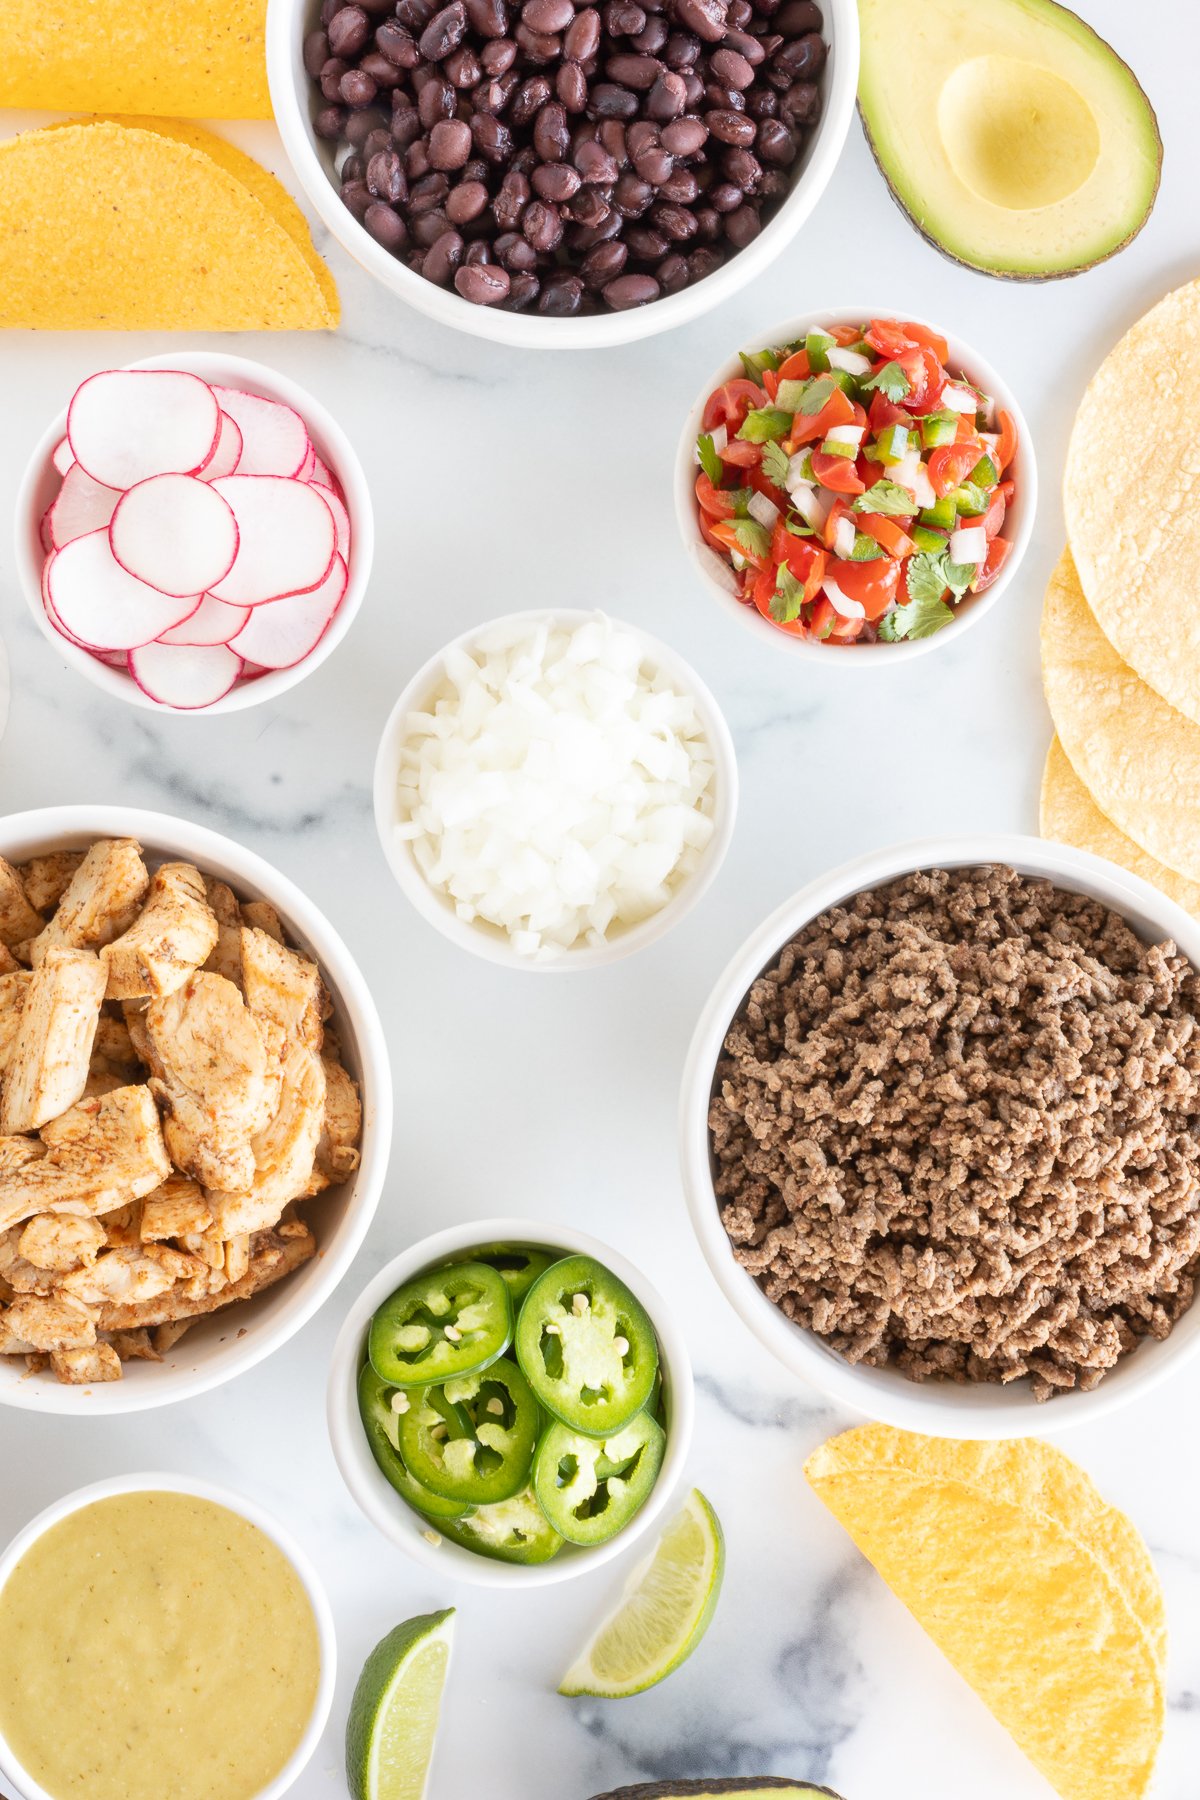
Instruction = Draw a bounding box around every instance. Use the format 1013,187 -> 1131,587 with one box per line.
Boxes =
919,495 -> 957,529
952,481 -> 989,517
398,1356 -> 540,1505
876,423 -> 910,463
532,1412 -> 666,1547
819,437 -> 857,459
472,1244 -> 558,1310
921,412 -> 958,448
969,453 -> 998,489
738,346 -> 779,382
774,377 -> 808,413
514,1254 -> 659,1436
434,1485 -> 564,1564
826,368 -> 860,397
356,1363 -> 473,1521
911,525 -> 950,553
368,1262 -> 512,1388
804,329 -> 834,373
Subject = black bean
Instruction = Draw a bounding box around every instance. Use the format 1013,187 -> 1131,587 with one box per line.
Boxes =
693,202 -> 720,238
412,204 -> 454,243
396,0 -> 435,25
726,0 -> 751,25
532,160 -> 582,200
480,34 -> 518,69
463,238 -> 494,262
757,165 -> 789,200
445,44 -> 482,81
710,47 -> 753,87
522,197 -> 564,249
495,228 -> 539,268
591,81 -> 638,118
650,198 -> 697,238
320,56 -> 348,99
580,239 -> 627,285
446,177 -> 490,220
538,271 -> 584,312
328,4 -> 371,54
706,107 -> 755,146
660,113 -> 707,156
624,223 -> 667,258
772,30 -> 824,81
604,1 -> 646,31
364,200 -> 408,247
707,178 -> 741,211
360,123 -> 393,156
722,25 -> 764,62
756,117 -> 796,164
603,271 -> 659,306
492,168 -> 531,224
658,250 -> 688,291
557,59 -> 588,109
633,143 -> 673,184
723,200 -> 760,245
367,147 -> 408,199
672,0 -> 726,40
606,53 -> 663,90
780,79 -> 820,125
361,49 -> 403,83
465,0 -> 509,32
663,30 -> 699,68
340,177 -> 372,217
533,100 -> 570,158
341,66 -> 379,103
342,150 -> 367,182
390,105 -> 422,146
428,118 -> 472,166
419,1 -> 467,58
471,111 -> 515,159
613,170 -> 653,214
508,270 -> 541,307
747,85 -> 777,120
574,137 -> 619,182
680,70 -> 704,107
705,82 -> 744,112
422,227 -> 465,281
564,6 -> 601,58
688,242 -> 723,279
569,184 -> 612,226
659,164 -> 698,202
515,22 -> 561,57
418,74 -> 455,125
455,261 -> 511,301
304,30 -> 331,77
522,0 -> 573,29
570,205 -> 623,244
647,71 -> 687,119
631,15 -> 668,52
597,120 -> 629,163
721,143 -> 760,189
775,0 -> 822,33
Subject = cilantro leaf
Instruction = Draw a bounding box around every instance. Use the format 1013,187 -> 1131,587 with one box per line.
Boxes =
798,375 -> 837,416
850,533 -> 886,561
879,594 -> 956,640
785,516 -> 814,537
904,551 -> 952,606
771,565 -> 806,625
737,407 -> 792,444
730,518 -> 771,559
696,432 -> 724,485
943,558 -> 976,596
726,486 -> 753,517
853,479 -> 916,517
861,360 -> 912,402
760,440 -> 792,487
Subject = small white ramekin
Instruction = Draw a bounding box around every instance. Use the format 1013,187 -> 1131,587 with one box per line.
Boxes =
266,0 -> 859,350
681,834 -> 1200,1439
0,1471 -> 336,1800
674,308 -> 1038,663
0,804 -> 392,1416
14,353 -> 374,715
373,608 -> 738,971
328,1218 -> 694,1587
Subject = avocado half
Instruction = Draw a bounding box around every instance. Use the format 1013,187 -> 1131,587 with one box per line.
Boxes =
857,0 -> 1161,279
588,1783 -> 843,1799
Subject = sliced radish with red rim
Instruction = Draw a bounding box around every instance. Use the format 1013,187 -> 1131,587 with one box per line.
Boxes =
52,437 -> 73,477
312,484 -> 350,560
67,370 -> 220,489
197,411 -> 243,482
212,386 -> 310,478
157,594 -> 251,647
48,531 -> 200,651
109,474 -> 239,599
48,465 -> 121,549
129,642 -> 244,710
209,476 -> 337,606
228,555 -> 348,669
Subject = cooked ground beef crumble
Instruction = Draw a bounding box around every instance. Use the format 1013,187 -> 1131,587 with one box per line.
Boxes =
711,865 -> 1200,1400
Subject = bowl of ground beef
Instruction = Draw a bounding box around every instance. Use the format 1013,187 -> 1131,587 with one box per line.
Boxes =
266,0 -> 858,345
680,836 -> 1200,1436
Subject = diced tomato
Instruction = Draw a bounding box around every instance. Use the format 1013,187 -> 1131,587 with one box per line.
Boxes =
864,318 -> 949,363
698,511 -> 729,555
857,513 -> 917,560
762,368 -> 780,401
718,438 -> 762,469
927,441 -> 983,498
829,323 -> 862,347
867,390 -> 910,435
812,450 -> 865,495
808,595 -> 865,642
749,560 -> 783,623
821,498 -> 850,551
695,472 -> 735,520
777,349 -> 811,381
972,536 -> 1012,592
747,466 -> 788,507
786,385 -> 856,448
895,345 -> 946,416
857,451 -> 885,491
702,377 -> 763,434
710,518 -> 767,570
955,412 -> 983,444
995,408 -> 1018,474
769,522 -> 827,591
828,555 -> 901,620
980,480 -> 1013,541
901,320 -> 950,362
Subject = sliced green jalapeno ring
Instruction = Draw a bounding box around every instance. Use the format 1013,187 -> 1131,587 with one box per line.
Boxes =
398,1356 -> 540,1506
368,1261 -> 512,1388
355,1363 -> 473,1522
434,1485 -> 564,1565
472,1244 -> 559,1310
532,1410 -> 666,1547
514,1254 -> 659,1437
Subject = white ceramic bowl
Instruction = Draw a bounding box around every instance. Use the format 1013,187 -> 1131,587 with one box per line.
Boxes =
328,1218 -> 694,1587
681,834 -> 1200,1438
266,0 -> 859,349
373,608 -> 737,970
14,353 -> 375,715
674,309 -> 1038,662
0,804 -> 392,1415
0,1471 -> 336,1800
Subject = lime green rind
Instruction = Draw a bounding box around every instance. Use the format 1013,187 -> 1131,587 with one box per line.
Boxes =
345,1610 -> 454,1800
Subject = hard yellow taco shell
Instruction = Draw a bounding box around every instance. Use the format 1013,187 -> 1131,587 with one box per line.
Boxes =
1041,547 -> 1200,881
0,0 -> 270,118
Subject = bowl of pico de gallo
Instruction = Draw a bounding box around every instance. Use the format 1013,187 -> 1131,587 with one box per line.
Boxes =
674,310 -> 1036,658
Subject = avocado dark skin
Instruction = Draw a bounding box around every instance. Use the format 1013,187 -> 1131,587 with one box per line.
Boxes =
588,1782 -> 844,1799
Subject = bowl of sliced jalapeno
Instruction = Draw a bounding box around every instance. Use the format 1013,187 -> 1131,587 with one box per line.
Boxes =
327,1221 -> 693,1587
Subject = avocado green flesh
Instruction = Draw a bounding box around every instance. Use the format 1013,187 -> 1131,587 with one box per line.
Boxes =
857,0 -> 1161,278
589,1784 -> 842,1799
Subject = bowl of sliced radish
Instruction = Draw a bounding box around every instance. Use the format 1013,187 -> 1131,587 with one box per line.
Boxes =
15,354 -> 373,713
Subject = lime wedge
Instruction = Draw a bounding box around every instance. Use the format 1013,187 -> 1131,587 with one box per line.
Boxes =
559,1489 -> 724,1698
346,1609 -> 454,1800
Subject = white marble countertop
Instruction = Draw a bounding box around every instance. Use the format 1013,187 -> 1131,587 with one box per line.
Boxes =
2,4 -> 1198,1794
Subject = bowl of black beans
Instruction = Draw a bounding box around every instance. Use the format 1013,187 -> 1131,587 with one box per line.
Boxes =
267,0 -> 858,343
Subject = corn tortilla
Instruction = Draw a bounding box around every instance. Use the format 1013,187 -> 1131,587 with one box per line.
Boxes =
0,123 -> 337,331
1041,547 -> 1200,881
808,1426 -> 1166,1673
1041,735 -> 1200,923
1065,279 -> 1200,723
806,1465 -> 1163,1800
0,0 -> 270,118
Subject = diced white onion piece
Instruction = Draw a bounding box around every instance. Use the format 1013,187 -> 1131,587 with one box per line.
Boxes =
979,432 -> 999,455
786,453 -> 812,490
892,449 -> 921,490
823,424 -> 866,450
912,462 -> 937,509
821,576 -> 865,620
942,385 -> 978,414
791,486 -> 830,532
949,526 -> 987,564
826,348 -> 873,377
746,490 -> 780,530
832,515 -> 856,560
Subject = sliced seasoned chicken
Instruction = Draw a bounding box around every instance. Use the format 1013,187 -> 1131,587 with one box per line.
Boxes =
317,1055 -> 362,1183
19,851 -> 85,915
51,1343 -> 122,1383
202,879 -> 244,987
95,1220 -> 315,1330
0,857 -> 44,950
241,926 -> 327,1049
0,944 -> 20,976
31,839 -> 148,964
92,1011 -> 141,1074
0,972 -> 31,1073
206,1043 -> 325,1237
0,1137 -> 46,1176
140,1177 -> 213,1243
101,862 -> 219,1001
0,948 -> 106,1134
18,1214 -> 106,1272
0,1225 -> 56,1294
0,1085 -> 170,1232
144,973 -> 268,1191
60,1243 -> 196,1308
153,1319 -> 195,1354
101,1202 -> 143,1248
241,900 -> 285,942
1,1292 -> 96,1351
103,1328 -> 159,1362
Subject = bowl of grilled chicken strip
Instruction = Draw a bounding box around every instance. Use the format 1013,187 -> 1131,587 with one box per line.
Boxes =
0,806 -> 391,1414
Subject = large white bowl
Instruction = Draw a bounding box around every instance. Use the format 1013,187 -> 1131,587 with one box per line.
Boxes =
14,353 -> 375,715
681,834 -> 1200,1438
266,0 -> 859,349
0,804 -> 392,1415
328,1218 -> 694,1587
373,608 -> 738,970
0,1472 -> 336,1800
674,308 -> 1037,662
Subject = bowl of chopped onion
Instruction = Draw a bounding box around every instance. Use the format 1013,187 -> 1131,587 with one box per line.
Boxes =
373,610 -> 737,969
